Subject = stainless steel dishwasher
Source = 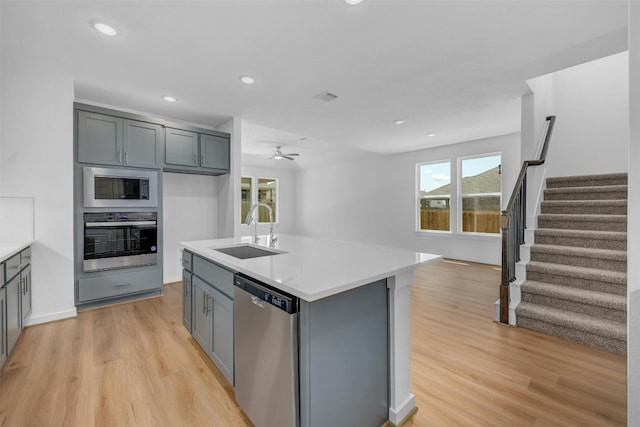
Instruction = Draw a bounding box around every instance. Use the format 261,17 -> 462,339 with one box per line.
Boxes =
233,274 -> 299,427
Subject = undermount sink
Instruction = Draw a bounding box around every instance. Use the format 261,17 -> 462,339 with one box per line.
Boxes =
212,245 -> 285,260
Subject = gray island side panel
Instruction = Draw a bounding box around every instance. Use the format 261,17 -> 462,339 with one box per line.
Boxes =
299,278 -> 389,427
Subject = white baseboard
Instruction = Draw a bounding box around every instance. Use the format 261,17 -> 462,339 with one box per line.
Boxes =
25,308 -> 78,326
389,393 -> 416,425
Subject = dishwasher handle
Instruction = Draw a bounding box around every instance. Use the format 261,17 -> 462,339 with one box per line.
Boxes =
250,296 -> 267,309
234,274 -> 297,314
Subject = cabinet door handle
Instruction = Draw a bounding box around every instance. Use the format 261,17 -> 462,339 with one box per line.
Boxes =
124,151 -> 128,164
202,152 -> 206,165
9,264 -> 21,271
206,296 -> 213,315
21,277 -> 25,295
115,282 -> 131,288
203,292 -> 207,314
23,255 -> 31,262
193,153 -> 197,165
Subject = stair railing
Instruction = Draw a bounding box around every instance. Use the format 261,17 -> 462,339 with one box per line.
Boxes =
500,115 -> 556,324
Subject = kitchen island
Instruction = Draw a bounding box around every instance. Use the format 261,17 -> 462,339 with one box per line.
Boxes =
181,234 -> 441,427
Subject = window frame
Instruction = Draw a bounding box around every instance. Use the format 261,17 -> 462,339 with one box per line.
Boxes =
416,159 -> 453,234
457,152 -> 502,236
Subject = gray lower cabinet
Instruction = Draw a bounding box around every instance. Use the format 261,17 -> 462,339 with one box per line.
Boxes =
0,287 -> 6,369
184,251 -> 234,386
192,277 -> 212,351
77,268 -> 162,303
182,269 -> 193,333
76,110 -> 163,168
5,273 -> 21,356
20,263 -> 32,326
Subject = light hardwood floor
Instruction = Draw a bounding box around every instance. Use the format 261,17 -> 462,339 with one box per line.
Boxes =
0,260 -> 626,426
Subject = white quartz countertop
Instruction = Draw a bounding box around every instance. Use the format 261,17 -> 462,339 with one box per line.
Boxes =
180,234 -> 441,302
0,240 -> 33,263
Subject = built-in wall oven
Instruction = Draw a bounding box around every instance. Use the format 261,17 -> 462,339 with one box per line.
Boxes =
83,166 -> 158,208
83,212 -> 158,272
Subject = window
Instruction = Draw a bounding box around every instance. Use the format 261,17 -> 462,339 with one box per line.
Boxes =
460,154 -> 501,234
418,161 -> 451,231
257,178 -> 277,223
240,176 -> 278,224
241,177 -> 252,223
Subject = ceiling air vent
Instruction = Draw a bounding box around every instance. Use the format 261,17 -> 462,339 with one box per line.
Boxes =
313,91 -> 339,102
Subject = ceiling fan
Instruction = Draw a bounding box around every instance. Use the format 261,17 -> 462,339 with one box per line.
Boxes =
270,146 -> 300,161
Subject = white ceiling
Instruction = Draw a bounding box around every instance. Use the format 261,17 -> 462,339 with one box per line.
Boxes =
2,1 -> 629,168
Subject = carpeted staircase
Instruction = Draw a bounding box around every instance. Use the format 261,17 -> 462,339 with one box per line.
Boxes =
515,173 -> 627,355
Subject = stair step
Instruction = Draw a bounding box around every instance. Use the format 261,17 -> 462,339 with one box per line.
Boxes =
540,199 -> 627,215
537,214 -> 626,232
546,173 -> 628,189
516,302 -> 626,355
526,261 -> 627,295
534,228 -> 627,251
521,280 -> 626,322
543,185 -> 627,201
530,244 -> 626,272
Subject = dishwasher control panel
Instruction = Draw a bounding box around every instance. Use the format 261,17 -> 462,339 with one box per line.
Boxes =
234,275 -> 298,314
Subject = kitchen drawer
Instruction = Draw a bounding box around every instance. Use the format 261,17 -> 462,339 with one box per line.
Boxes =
78,268 -> 162,302
192,255 -> 234,299
182,250 -> 193,272
21,247 -> 32,266
4,253 -> 21,282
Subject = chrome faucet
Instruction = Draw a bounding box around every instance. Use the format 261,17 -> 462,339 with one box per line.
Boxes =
245,202 -> 277,246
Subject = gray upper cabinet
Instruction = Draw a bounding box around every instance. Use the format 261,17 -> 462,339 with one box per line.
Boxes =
200,134 -> 230,171
123,120 -> 163,168
75,104 -> 230,175
77,111 -> 123,166
77,110 -> 162,168
165,128 -> 230,175
165,128 -> 199,167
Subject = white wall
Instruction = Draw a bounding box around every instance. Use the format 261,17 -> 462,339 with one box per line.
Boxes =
162,173 -> 218,283
241,163 -> 297,237
294,133 -> 520,265
0,42 -> 76,323
521,52 -> 629,223
545,52 -> 629,177
628,1 -> 639,424
216,117 -> 241,239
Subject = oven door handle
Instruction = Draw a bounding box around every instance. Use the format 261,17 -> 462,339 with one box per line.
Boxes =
85,221 -> 157,227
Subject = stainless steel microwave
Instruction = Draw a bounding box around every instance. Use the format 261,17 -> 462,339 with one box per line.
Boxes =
83,167 -> 158,208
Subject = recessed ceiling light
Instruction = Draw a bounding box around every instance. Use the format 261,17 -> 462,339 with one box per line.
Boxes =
427,133 -> 437,137
345,0 -> 363,5
394,120 -> 406,125
91,21 -> 118,36
162,95 -> 177,103
239,75 -> 255,85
